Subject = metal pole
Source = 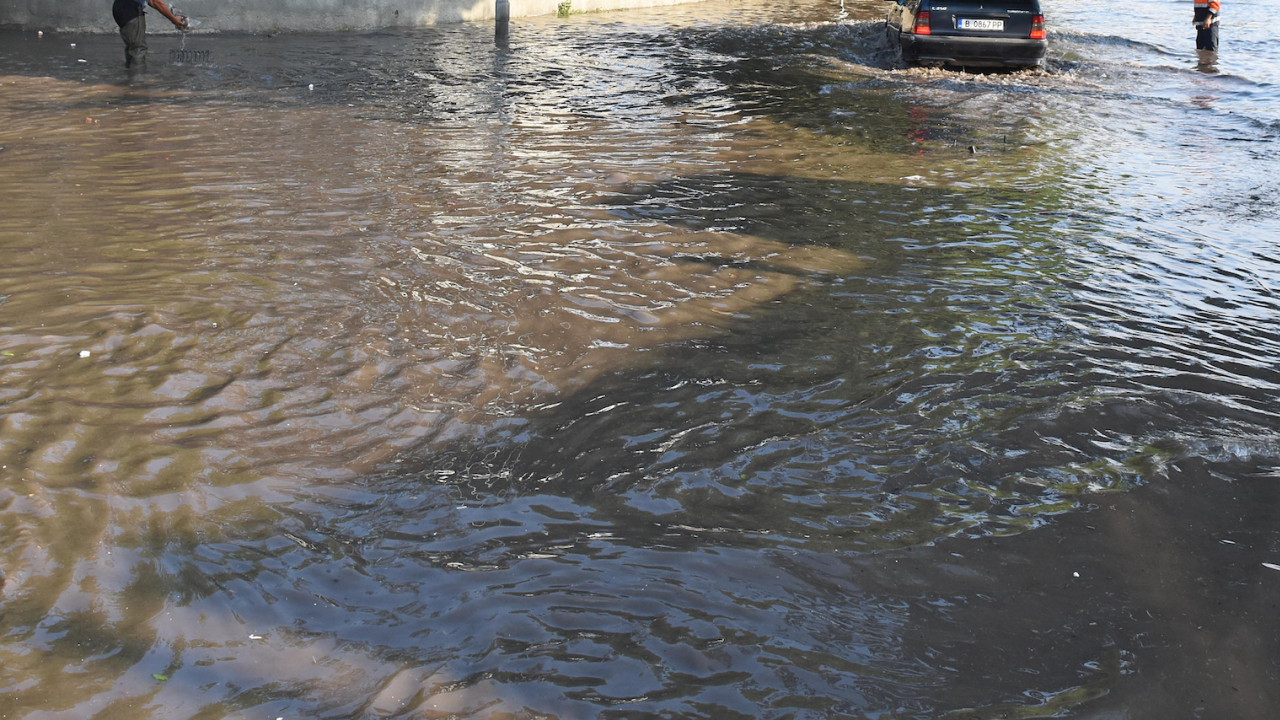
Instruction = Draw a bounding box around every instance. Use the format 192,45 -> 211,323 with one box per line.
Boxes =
495,0 -> 510,43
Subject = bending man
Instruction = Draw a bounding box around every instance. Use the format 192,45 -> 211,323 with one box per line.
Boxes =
112,0 -> 188,68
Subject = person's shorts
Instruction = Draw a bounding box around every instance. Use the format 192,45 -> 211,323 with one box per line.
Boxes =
1196,23 -> 1219,52
1193,9 -> 1219,52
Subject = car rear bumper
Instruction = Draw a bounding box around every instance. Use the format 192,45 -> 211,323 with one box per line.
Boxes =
900,34 -> 1048,66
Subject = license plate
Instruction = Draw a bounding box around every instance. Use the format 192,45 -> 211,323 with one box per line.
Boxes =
958,18 -> 1004,31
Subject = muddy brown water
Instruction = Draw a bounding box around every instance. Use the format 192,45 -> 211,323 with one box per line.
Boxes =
2,0 -> 1279,717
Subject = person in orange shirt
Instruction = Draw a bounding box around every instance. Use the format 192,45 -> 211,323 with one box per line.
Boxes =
1193,0 -> 1220,52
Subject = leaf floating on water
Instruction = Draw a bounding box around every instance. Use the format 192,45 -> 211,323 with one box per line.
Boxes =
1263,563 -> 1280,572
152,674 -> 168,681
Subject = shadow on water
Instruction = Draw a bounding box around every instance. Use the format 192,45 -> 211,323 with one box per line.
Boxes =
312,167 -> 1280,715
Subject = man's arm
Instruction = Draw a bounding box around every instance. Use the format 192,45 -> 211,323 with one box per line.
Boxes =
148,0 -> 188,29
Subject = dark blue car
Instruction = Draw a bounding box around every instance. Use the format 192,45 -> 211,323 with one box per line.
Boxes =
885,0 -> 1048,68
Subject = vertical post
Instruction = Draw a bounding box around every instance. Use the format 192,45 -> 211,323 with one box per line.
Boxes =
495,0 -> 510,43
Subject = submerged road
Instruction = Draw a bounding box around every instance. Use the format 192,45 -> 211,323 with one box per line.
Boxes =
1,0 -> 1279,717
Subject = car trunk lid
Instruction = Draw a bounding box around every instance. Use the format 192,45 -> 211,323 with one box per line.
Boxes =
923,1 -> 1039,38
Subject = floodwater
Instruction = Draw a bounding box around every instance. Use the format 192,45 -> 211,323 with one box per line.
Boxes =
1,0 -> 1279,717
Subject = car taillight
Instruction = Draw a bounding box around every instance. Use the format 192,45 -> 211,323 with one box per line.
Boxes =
914,10 -> 932,35
1030,14 -> 1046,39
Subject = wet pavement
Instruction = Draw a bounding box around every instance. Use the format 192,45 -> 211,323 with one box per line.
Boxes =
1,0 -> 1279,717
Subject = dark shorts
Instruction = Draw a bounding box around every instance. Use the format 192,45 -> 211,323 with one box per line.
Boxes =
1193,9 -> 1219,51
1196,23 -> 1219,51
119,14 -> 147,67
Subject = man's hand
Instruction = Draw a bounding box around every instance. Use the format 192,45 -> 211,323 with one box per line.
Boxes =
1204,14 -> 1215,27
149,0 -> 189,30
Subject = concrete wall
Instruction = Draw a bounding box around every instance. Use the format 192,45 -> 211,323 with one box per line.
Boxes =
2,0 -> 702,33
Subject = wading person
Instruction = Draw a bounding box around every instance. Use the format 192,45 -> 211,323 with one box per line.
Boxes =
112,0 -> 188,68
1193,0 -> 1220,53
